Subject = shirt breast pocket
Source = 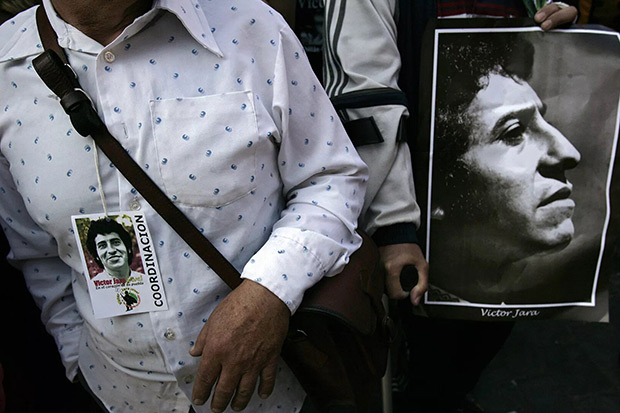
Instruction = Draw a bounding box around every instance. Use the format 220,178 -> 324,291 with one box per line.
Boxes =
150,92 -> 258,207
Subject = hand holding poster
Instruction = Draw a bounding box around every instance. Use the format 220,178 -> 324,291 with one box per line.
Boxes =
417,20 -> 620,321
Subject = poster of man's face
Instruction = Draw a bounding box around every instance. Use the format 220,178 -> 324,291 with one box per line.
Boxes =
425,26 -> 620,317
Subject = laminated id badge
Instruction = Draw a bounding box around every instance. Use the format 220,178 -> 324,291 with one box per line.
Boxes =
72,212 -> 168,318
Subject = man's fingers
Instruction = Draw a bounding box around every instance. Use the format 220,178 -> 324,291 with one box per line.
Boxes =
409,260 -> 429,306
230,373 -> 259,411
211,371 -> 241,413
535,3 -> 577,30
385,270 -> 410,300
380,243 -> 428,301
257,359 -> 278,399
410,273 -> 428,306
383,251 -> 412,299
410,282 -> 428,306
191,360 -> 220,407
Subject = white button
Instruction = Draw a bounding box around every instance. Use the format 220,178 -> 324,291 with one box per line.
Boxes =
104,51 -> 116,63
129,199 -> 141,211
163,328 -> 176,341
184,375 -> 195,384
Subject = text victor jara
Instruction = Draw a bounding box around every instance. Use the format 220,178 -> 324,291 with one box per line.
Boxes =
94,278 -> 127,287
481,308 -> 540,318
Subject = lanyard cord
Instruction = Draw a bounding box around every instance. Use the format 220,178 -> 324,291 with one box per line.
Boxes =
92,143 -> 109,216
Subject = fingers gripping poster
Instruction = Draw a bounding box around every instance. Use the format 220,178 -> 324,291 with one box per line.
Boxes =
416,20 -> 620,321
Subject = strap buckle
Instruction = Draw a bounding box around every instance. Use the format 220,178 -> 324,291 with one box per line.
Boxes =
58,62 -> 101,137
59,87 -> 101,137
33,49 -> 102,137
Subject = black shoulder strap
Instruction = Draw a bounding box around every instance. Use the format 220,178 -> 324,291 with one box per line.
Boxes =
32,5 -> 242,290
330,88 -> 409,146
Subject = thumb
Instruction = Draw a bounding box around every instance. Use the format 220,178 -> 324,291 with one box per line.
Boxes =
189,328 -> 208,357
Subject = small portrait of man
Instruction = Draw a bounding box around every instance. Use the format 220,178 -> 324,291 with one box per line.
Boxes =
84,217 -> 144,286
427,29 -> 620,308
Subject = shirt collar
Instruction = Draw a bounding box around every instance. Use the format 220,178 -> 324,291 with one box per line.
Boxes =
0,6 -> 41,63
0,0 -> 222,62
156,0 -> 223,57
42,0 -> 106,54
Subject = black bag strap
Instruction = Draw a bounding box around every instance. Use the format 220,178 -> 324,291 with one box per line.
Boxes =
329,87 -> 408,111
330,88 -> 410,146
32,5 -> 242,290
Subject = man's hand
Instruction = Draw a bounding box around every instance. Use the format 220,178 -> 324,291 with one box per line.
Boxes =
189,279 -> 290,412
379,243 -> 428,306
535,2 -> 578,30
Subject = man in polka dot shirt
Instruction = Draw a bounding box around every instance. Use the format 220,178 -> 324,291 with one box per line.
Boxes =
0,0 -> 368,412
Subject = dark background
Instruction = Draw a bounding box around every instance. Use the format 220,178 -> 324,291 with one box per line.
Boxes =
0,232 -> 101,412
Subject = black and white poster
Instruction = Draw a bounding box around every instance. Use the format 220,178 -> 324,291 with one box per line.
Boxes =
417,21 -> 620,321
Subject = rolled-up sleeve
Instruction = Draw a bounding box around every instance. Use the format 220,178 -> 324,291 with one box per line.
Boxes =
240,27 -> 368,313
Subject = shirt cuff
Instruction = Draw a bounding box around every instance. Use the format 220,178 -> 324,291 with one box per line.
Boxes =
372,223 -> 419,246
240,230 -> 336,313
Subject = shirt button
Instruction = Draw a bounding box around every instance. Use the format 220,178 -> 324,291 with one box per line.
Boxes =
184,375 -> 195,384
129,198 -> 141,211
163,328 -> 176,341
104,51 -> 116,63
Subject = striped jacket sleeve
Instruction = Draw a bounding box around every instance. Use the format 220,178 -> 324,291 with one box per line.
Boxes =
323,0 -> 421,244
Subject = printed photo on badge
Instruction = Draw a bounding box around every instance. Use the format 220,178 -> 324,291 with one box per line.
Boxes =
72,212 -> 168,318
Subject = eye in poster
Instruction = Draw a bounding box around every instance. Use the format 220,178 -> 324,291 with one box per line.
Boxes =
418,21 -> 620,321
